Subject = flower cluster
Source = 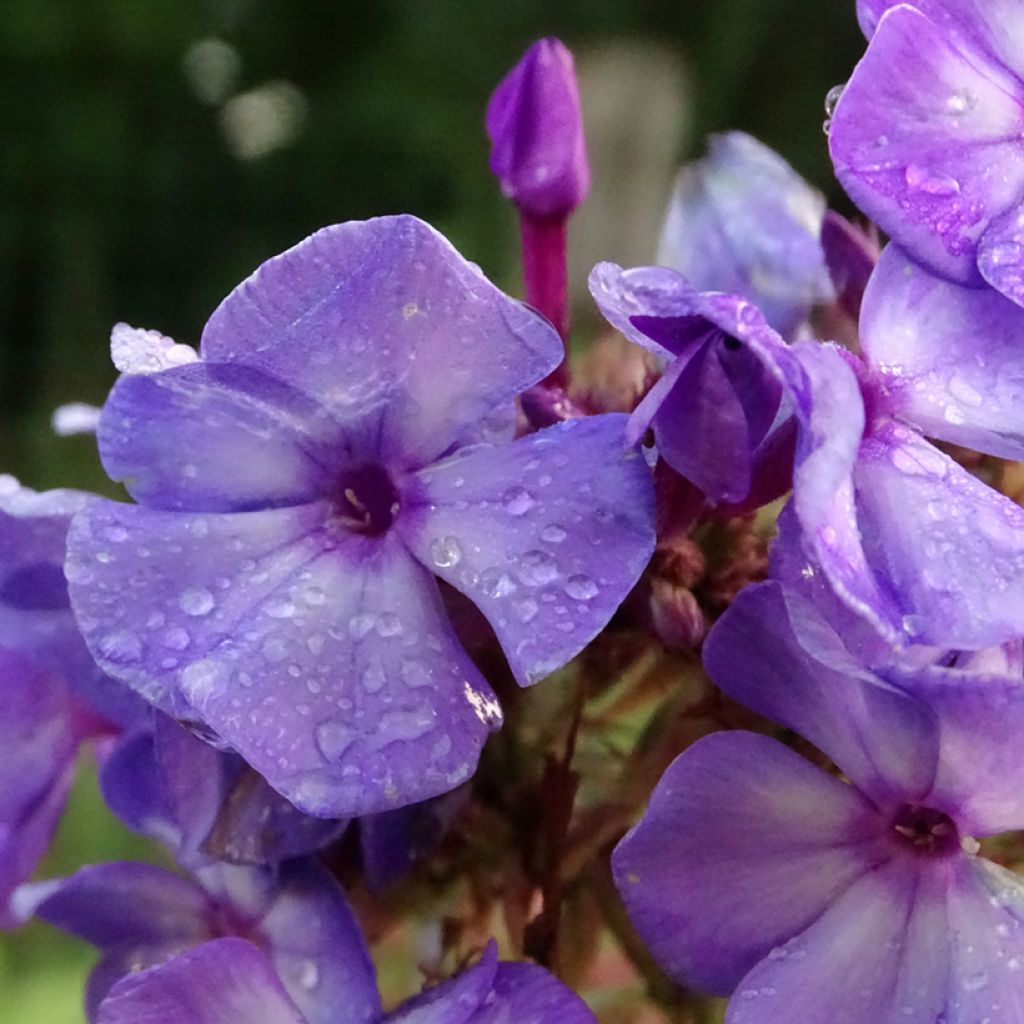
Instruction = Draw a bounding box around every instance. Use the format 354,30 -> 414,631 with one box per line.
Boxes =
5,7 -> 1024,1023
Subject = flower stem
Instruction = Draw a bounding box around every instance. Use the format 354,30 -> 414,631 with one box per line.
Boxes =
520,214 -> 569,386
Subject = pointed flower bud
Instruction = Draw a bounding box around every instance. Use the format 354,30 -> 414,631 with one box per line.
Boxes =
486,38 -> 590,222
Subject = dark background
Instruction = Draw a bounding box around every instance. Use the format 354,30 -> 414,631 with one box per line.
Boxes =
0,0 -> 862,490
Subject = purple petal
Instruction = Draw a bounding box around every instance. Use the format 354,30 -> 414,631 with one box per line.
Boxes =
0,649 -> 79,925
485,39 -> 589,221
820,211 -> 878,322
613,731 -> 888,994
657,132 -> 832,337
830,4 -> 1024,283
253,861 -> 380,1024
947,856 -> 1024,1016
978,202 -> 1024,307
98,728 -> 179,848
360,784 -> 469,892
399,415 -> 654,685
861,244 -> 1024,458
480,963 -> 596,1024
152,717 -> 347,866
96,938 -> 306,1024
0,478 -> 144,728
704,583 -> 939,805
385,941 -> 498,1024
587,262 -> 699,359
200,216 -> 561,469
855,419 -> 1024,648
68,501 -> 498,816
23,861 -> 210,949
724,859 -> 947,1024
98,363 -> 343,513
786,342 -> 904,643
883,665 -> 1024,835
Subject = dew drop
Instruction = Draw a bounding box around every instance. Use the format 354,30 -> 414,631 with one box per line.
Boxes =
316,720 -> 355,761
905,164 -> 960,197
179,586 -> 215,617
565,574 -> 599,601
430,535 -> 462,569
541,524 -> 567,544
480,567 -> 517,598
513,598 -> 539,623
502,486 -> 536,516
519,550 -> 559,587
824,83 -> 844,117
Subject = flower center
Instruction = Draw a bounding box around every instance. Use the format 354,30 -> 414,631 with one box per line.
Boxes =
332,463 -> 401,536
890,804 -> 960,857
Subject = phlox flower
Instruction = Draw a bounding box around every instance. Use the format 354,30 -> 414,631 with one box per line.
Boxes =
66,215 -> 655,819
616,579 -> 1024,1024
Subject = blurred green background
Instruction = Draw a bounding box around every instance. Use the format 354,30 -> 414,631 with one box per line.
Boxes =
0,1 -> 861,1018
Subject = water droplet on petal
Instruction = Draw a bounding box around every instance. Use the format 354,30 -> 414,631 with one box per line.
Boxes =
430,535 -> 462,569
905,164 -> 960,197
316,720 -> 355,761
179,586 -> 215,616
519,550 -> 559,587
565,574 -> 599,601
480,567 -> 517,598
824,83 -> 844,117
502,486 -> 536,516
541,524 -> 567,544
513,598 -> 539,623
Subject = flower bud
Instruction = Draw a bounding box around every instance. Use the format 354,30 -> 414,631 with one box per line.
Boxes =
486,38 -> 590,221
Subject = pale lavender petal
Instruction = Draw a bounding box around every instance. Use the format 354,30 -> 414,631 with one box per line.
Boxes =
883,665 -> 1024,835
613,732 -> 888,994
68,501 -> 498,816
96,938 -> 305,1024
200,216 -> 561,468
400,415 -> 654,685
725,859 -> 947,1024
658,132 -> 832,337
830,5 -> 1024,283
978,202 -> 1024,307
704,583 -> 939,805
948,856 -> 1024,1018
861,244 -> 1024,458
855,420 -> 1024,648
98,363 -> 343,512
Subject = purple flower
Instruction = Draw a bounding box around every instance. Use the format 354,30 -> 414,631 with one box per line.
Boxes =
22,858 -> 381,1024
830,1 -> 1024,305
99,714 -> 346,868
0,477 -> 144,925
658,132 -> 834,338
66,215 -> 655,819
589,264 -> 796,513
779,242 -> 1024,649
615,579 -> 1024,1022
486,38 -> 589,223
95,935 -> 594,1024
